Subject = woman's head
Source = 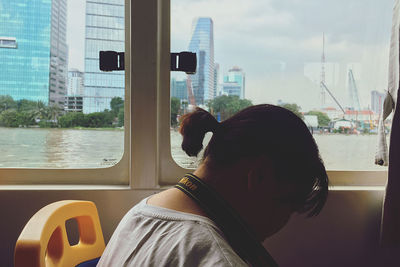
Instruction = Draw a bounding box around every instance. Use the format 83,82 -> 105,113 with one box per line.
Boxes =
179,104 -> 329,218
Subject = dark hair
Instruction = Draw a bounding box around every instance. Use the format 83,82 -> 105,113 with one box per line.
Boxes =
179,105 -> 329,217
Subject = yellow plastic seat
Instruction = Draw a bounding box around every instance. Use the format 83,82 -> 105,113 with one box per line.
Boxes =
14,200 -> 105,267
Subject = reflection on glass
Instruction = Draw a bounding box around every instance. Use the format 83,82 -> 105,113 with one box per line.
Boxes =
171,0 -> 392,171
0,0 -> 125,168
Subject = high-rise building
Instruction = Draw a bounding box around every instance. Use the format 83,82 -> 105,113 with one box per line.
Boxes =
221,82 -> 242,97
371,90 -> 386,115
50,0 -> 68,107
0,0 -> 67,106
65,69 -> 84,112
223,66 -> 245,99
171,78 -> 188,102
187,17 -> 215,106
67,69 -> 84,96
83,0 -> 125,113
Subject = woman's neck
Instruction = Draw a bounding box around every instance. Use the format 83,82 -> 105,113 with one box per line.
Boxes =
147,187 -> 209,218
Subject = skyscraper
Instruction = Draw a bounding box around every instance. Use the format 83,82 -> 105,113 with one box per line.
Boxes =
223,66 -> 245,99
83,0 -> 125,113
0,0 -> 67,106
221,82 -> 242,97
65,69 -> 84,112
67,69 -> 84,96
188,17 -> 215,106
50,0 -> 68,107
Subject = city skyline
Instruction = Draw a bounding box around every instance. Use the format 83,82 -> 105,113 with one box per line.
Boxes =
64,0 -> 394,112
171,0 -> 393,111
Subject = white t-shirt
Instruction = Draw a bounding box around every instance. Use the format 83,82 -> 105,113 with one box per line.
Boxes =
98,197 -> 248,266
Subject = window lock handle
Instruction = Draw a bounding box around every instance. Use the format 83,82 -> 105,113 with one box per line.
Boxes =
171,52 -> 197,74
99,51 -> 196,74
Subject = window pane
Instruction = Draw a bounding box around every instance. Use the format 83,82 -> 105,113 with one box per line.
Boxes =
0,0 -> 125,168
0,37 -> 18,48
170,0 -> 391,171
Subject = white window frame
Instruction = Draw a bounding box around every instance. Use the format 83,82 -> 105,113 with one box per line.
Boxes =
0,0 -> 133,187
0,0 -> 388,189
156,0 -> 389,187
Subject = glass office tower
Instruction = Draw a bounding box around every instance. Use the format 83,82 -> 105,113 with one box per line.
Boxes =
0,0 -> 67,105
223,66 -> 245,99
83,0 -> 125,113
188,17 -> 215,106
221,82 -> 242,98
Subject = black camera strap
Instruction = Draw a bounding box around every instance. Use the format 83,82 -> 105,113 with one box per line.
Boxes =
175,173 -> 279,267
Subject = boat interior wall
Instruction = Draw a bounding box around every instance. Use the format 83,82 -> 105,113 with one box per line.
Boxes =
1,189 -> 400,266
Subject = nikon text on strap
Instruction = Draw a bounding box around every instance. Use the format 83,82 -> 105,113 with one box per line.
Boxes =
175,173 -> 279,267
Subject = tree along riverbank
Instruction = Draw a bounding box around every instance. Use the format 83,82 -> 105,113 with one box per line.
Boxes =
0,96 -> 124,128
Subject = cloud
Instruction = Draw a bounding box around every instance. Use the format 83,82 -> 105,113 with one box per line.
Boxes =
171,0 -> 393,110
269,0 -> 393,45
171,0 -> 294,49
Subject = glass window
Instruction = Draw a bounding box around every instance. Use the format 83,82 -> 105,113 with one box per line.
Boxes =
0,0 -> 125,169
170,0 -> 392,171
0,37 -> 18,48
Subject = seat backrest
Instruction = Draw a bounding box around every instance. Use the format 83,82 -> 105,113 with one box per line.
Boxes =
14,200 -> 105,267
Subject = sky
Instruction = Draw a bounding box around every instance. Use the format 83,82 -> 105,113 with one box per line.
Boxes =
170,0 -> 394,111
67,0 -> 394,112
66,0 -> 86,72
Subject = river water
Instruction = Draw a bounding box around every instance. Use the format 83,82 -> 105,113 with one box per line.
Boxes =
0,127 -> 388,171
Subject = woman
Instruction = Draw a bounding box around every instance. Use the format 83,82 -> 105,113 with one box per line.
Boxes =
99,104 -> 328,266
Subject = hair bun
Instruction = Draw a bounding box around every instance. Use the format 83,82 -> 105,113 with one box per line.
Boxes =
179,107 -> 219,156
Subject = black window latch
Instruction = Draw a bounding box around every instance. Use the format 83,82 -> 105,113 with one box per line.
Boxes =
170,52 -> 196,74
99,51 -> 124,71
99,51 -> 196,74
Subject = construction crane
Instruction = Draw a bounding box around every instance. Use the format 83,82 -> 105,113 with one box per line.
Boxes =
320,81 -> 346,114
347,69 -> 361,111
320,33 -> 326,108
186,75 -> 196,106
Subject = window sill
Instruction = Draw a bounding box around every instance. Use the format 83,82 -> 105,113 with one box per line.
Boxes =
327,170 -> 387,186
0,185 -> 133,191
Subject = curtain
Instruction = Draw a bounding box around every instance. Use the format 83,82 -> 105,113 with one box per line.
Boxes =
380,0 -> 400,247
381,89 -> 400,246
